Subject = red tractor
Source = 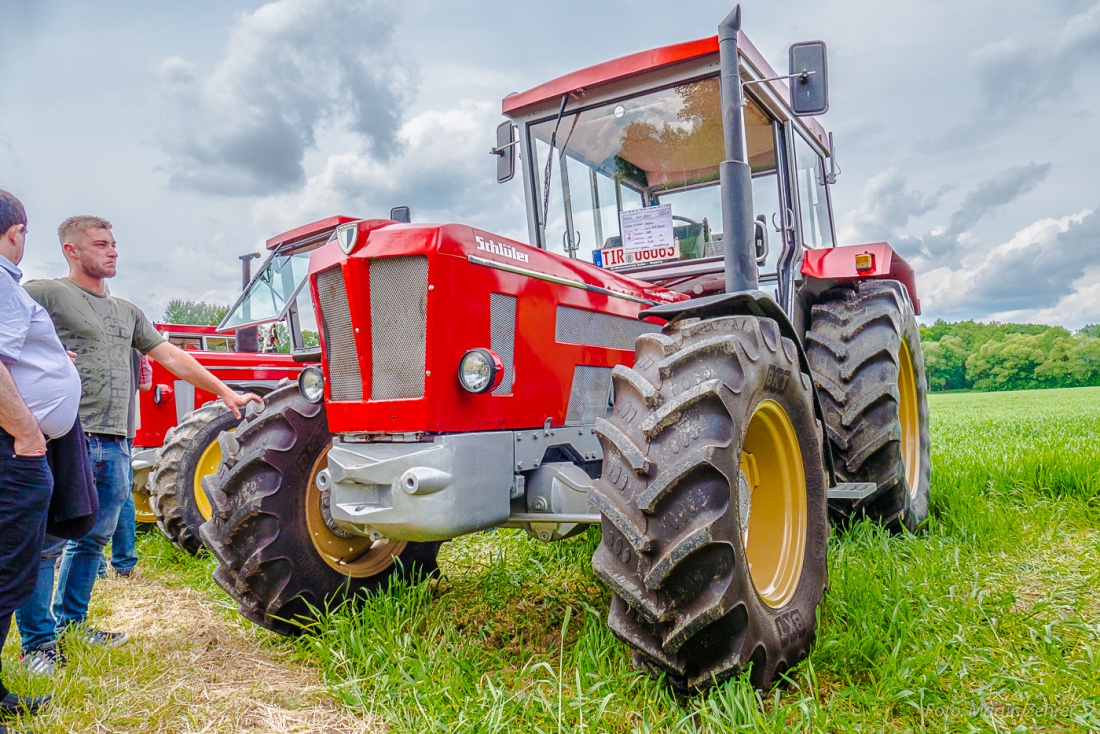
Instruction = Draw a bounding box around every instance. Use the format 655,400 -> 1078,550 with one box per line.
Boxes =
134,219 -> 341,551
201,6 -> 930,691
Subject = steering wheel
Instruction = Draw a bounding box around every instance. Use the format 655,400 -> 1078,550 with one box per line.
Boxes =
672,215 -> 701,226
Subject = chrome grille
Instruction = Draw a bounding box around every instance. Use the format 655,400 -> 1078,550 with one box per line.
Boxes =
565,366 -> 613,425
316,267 -> 362,401
490,293 -> 516,395
555,305 -> 659,350
369,256 -> 428,400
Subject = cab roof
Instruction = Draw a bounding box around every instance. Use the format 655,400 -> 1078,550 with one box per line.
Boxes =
502,32 -> 829,149
266,215 -> 358,251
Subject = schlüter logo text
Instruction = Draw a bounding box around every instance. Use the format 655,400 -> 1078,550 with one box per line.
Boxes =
475,235 -> 529,263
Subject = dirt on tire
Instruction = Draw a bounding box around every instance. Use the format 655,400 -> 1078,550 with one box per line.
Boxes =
592,315 -> 828,690
149,400 -> 242,554
199,384 -> 441,636
805,280 -> 932,532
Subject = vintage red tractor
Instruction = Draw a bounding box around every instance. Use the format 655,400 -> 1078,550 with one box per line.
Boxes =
200,6 -> 930,690
134,219 -> 340,551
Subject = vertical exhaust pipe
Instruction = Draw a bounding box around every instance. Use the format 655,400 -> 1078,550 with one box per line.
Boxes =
236,252 -> 261,353
718,5 -> 759,293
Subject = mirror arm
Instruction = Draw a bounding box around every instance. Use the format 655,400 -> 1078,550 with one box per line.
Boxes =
742,70 -> 816,88
490,139 -> 520,157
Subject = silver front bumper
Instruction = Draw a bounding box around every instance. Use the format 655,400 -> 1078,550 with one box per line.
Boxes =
323,432 -> 515,542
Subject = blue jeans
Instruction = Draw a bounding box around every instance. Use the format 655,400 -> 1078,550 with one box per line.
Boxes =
99,482 -> 138,576
16,434 -> 131,648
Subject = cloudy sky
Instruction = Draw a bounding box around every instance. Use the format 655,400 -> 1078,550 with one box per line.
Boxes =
2,0 -> 1097,329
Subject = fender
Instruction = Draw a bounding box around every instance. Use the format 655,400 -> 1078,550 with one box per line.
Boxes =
641,290 -> 838,483
800,243 -> 920,314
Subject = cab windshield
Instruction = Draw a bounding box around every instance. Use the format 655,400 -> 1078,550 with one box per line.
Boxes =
531,76 -> 782,271
219,249 -> 313,331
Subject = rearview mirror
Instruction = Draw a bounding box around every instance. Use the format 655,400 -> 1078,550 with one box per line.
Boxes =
492,121 -> 516,183
389,205 -> 411,223
788,41 -> 829,116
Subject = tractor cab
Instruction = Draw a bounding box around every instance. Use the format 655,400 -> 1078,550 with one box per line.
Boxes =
498,34 -> 835,313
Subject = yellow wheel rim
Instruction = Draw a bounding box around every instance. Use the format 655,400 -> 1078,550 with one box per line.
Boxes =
304,446 -> 407,577
740,399 -> 807,609
192,430 -> 233,521
898,339 -> 921,498
133,491 -> 156,524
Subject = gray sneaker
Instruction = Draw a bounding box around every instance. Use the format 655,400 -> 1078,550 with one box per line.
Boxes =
20,641 -> 64,676
80,628 -> 130,648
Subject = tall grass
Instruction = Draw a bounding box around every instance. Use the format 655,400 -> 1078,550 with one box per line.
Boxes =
296,386 -> 1100,732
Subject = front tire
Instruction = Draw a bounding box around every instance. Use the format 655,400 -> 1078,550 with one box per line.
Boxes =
592,316 -> 828,691
148,401 -> 242,554
199,385 -> 441,636
805,281 -> 931,532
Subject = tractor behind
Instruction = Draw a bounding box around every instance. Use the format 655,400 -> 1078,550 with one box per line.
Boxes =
200,5 -> 930,691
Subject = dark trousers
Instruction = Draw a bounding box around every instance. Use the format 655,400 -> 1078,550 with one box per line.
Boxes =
0,613 -> 10,698
0,428 -> 54,697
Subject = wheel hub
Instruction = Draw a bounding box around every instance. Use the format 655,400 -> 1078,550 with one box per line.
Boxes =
304,446 -> 407,577
193,431 -> 234,521
898,339 -> 921,498
740,399 -> 808,609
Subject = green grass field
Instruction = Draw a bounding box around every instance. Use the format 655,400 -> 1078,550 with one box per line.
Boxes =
303,387 -> 1100,732
6,387 -> 1098,732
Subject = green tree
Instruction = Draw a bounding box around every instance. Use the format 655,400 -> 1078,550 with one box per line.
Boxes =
163,299 -> 229,326
923,334 -> 969,391
965,332 -> 1063,392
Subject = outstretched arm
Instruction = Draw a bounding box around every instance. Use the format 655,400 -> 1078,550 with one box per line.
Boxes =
147,341 -> 261,419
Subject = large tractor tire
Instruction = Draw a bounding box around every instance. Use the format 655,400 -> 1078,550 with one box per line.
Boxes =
592,316 -> 829,691
148,401 -> 242,554
805,280 -> 931,532
199,385 -> 441,636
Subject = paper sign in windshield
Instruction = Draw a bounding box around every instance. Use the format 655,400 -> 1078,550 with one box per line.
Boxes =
620,204 -> 674,253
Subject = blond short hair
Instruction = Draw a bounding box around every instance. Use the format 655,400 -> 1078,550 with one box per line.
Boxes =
58,215 -> 112,245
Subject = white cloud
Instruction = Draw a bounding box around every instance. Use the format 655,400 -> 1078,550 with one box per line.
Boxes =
251,100 -> 528,241
157,0 -> 412,196
920,208 -> 1099,319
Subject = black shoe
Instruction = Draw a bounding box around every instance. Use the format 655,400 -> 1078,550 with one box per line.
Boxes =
0,692 -> 51,716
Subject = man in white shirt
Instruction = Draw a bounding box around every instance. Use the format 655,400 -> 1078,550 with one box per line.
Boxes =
0,190 -> 81,727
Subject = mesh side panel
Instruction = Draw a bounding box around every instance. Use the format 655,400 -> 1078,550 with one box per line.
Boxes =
490,293 -> 517,395
565,366 -> 613,425
370,256 -> 428,400
555,305 -> 660,350
316,267 -> 363,401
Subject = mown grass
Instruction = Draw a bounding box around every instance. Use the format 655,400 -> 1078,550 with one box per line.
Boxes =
301,387 -> 1100,732
5,387 -> 1098,732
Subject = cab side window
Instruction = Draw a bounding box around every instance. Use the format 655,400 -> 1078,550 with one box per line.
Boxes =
793,134 -> 834,249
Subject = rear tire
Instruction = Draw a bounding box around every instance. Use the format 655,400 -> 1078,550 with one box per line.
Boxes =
148,401 -> 241,554
805,280 -> 931,532
199,385 -> 441,636
593,316 -> 828,691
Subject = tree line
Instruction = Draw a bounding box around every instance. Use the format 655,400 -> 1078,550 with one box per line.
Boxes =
920,320 -> 1100,392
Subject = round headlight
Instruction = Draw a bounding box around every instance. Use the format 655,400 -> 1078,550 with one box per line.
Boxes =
153,384 -> 172,404
298,366 -> 325,403
458,348 -> 503,394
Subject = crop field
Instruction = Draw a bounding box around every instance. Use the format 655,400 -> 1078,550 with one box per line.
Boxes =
5,387 -> 1099,733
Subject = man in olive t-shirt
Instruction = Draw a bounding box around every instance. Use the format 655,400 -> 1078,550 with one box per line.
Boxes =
15,215 -> 260,665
